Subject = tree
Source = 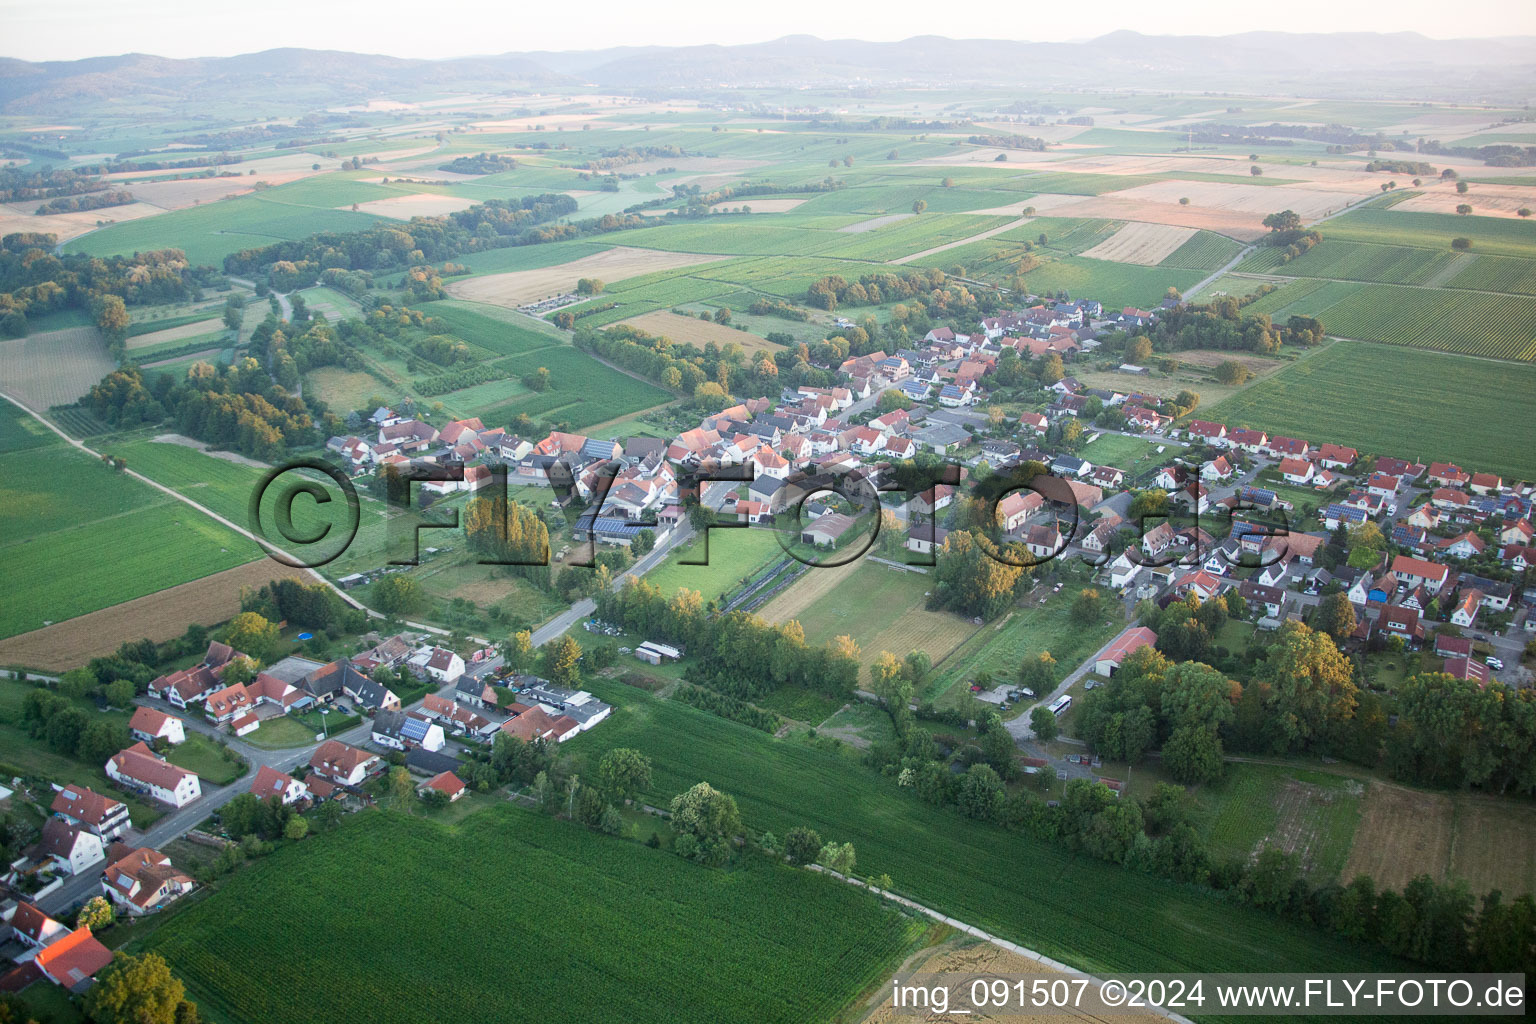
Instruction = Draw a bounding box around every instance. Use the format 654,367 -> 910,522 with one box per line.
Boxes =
1072,588 -> 1106,624
1179,196 -> 1190,206
85,953 -> 186,1024
785,826 -> 822,865
521,367 -> 551,392
1030,705 -> 1059,741
1250,165 -> 1263,177
957,763 -> 1004,820
545,635 -> 582,690
817,841 -> 857,874
1255,621 -> 1358,753
575,278 -> 605,295
1127,489 -> 1169,523
1451,237 -> 1472,251
1519,208 -> 1532,218
504,630 -> 535,673
1126,336 -> 1154,364
911,199 -> 927,215
1456,204 -> 1473,215
669,782 -> 741,863
94,294 -> 130,344
1038,353 -> 1064,385
1163,723 -> 1224,784
77,895 -> 114,931
1019,651 -> 1056,692
631,529 -> 656,557
283,815 -> 309,840
1314,591 -> 1358,643
103,677 -> 136,708
222,612 -> 279,663
1456,180 -> 1469,194
387,766 -> 415,811
373,575 -> 421,615
1262,210 -> 1303,233
596,748 -> 652,804
1214,359 -> 1252,386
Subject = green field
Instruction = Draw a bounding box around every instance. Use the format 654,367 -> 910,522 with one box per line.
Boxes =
558,679 -> 1403,977
1202,764 -> 1364,882
143,806 -> 924,1024
0,434 -> 261,638
1208,340 -> 1536,481
644,526 -> 788,604
1014,256 -> 1203,308
1321,208 -> 1536,260
1238,240 -> 1462,286
1158,230 -> 1246,272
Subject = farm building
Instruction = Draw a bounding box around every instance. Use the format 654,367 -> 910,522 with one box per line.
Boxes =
635,641 -> 681,665
1093,626 -> 1158,676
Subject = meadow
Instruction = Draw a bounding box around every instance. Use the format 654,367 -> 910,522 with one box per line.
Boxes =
1201,764 -> 1364,881
142,806 -> 926,1024
644,526 -> 788,605
1207,340 -> 1536,481
560,680 -> 1404,977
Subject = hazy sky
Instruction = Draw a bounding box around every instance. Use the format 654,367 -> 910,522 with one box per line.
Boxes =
3,0 -> 1533,61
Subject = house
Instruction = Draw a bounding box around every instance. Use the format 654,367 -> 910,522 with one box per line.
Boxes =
249,764 -> 310,805
101,845 -> 195,916
1082,518 -> 1122,553
1091,465 -> 1126,490
203,682 -> 255,726
1450,589 -> 1483,628
1238,581 -> 1286,619
308,739 -> 381,787
802,512 -> 857,548
1378,605 -> 1423,642
1017,411 -> 1048,434
31,819 -> 103,876
1322,503 -> 1368,530
407,646 -> 465,684
996,491 -> 1044,531
128,706 -> 185,746
1279,457 -> 1314,485
1024,523 -> 1063,560
453,676 -> 499,709
1185,420 -> 1228,445
1267,436 -> 1309,459
1390,554 -> 1450,595
303,659 -> 399,712
1201,456 -> 1235,482
105,743 -> 201,808
50,785 -> 130,841
1174,570 -> 1223,602
1469,472 -> 1502,496
1052,454 -> 1091,478
910,484 -> 954,516
1228,429 -> 1268,454
420,771 -> 466,802
146,664 -> 220,709
515,680 -> 612,731
1315,443 -> 1357,469
1427,462 -> 1471,488
1438,531 -> 1486,559
34,927 -> 113,991
1093,627 -> 1157,675
1154,466 -> 1188,491
1367,473 -> 1400,500
1141,521 -> 1177,558
371,710 -> 447,753
9,900 -> 70,949
1106,551 -> 1142,589
905,524 -> 949,555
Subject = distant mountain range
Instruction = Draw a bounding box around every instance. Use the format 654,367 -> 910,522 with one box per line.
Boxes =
2,31 -> 1534,115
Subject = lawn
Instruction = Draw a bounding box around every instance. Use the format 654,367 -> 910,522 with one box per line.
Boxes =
1077,433 -> 1163,473
644,526 -> 789,605
165,733 -> 246,785
1207,339 -> 1536,481
240,714 -> 324,749
141,806 -> 926,1024
926,584 -> 1127,710
558,679 -> 1405,977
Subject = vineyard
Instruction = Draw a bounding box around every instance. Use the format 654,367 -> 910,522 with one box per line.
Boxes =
1237,240 -> 1461,286
1207,340 -> 1536,481
1157,230 -> 1245,272
144,807 -> 924,1024
1448,254 -> 1536,297
1302,283 -> 1536,361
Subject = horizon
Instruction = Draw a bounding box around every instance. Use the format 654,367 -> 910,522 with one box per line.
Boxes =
3,0 -> 1535,63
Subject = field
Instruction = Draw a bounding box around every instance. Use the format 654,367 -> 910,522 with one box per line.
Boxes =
446,246 -> 726,307
761,560 -> 977,675
644,526 -> 788,605
1321,208 -> 1536,260
142,806 -> 925,1024
350,193 -> 479,219
617,309 -> 785,355
1076,432 -> 1164,473
1080,221 -> 1196,266
1207,340 -> 1536,481
1295,283 -> 1536,360
1390,181 -> 1536,219
925,585 -> 1125,710
0,327 -> 116,412
125,318 -> 227,352
559,680 -> 1403,976
1202,765 -> 1364,881
1237,240 -> 1462,286
1344,783 -> 1536,896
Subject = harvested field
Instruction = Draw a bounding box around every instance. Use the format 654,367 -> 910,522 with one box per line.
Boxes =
125,318 -> 225,351
0,200 -> 163,243
1049,196 -> 1270,241
709,198 -> 806,214
0,560 -> 305,672
1391,181 -> 1536,219
350,193 -> 479,220
1174,349 -> 1283,372
839,213 -> 913,234
863,940 -> 1168,1024
1106,180 -> 1349,221
615,310 -> 783,354
1342,782 -> 1453,891
121,176 -> 259,210
0,327 -> 115,411
445,246 -> 725,307
1449,798 -> 1536,897
1080,221 -> 1197,265
966,193 -> 1091,217
758,557 -> 858,625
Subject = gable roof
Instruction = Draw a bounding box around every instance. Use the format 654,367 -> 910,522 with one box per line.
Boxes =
250,765 -> 303,801
50,784 -> 124,827
109,742 -> 197,791
34,927 -> 113,989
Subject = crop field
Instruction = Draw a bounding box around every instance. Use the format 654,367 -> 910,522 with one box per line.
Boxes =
1238,240 -> 1462,286
417,299 -> 563,355
764,560 -> 978,674
1207,340 -> 1536,481
1014,256 -> 1203,309
1202,765 -> 1363,881
124,318 -> 228,352
561,681 -> 1403,976
616,309 -> 782,354
0,327 -> 116,412
1390,181 -> 1536,219
143,807 -> 925,1024
446,246 -> 728,307
470,346 -> 673,427
645,527 -> 788,604
305,367 -> 398,412
817,213 -> 1015,262
1321,208 -> 1536,259
927,585 -> 1125,710
1080,222 -> 1197,265
1293,283 -> 1536,360
0,560 -> 307,671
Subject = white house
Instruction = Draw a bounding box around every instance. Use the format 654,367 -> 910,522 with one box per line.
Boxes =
249,765 -> 311,806
33,819 -> 104,876
50,785 -> 131,841
409,646 -> 466,684
128,706 -> 185,746
105,743 -> 201,808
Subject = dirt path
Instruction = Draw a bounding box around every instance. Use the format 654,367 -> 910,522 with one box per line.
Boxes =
887,216 -> 1033,266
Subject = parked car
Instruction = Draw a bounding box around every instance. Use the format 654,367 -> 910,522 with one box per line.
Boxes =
1020,688 -> 1036,699
1487,656 -> 1504,670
